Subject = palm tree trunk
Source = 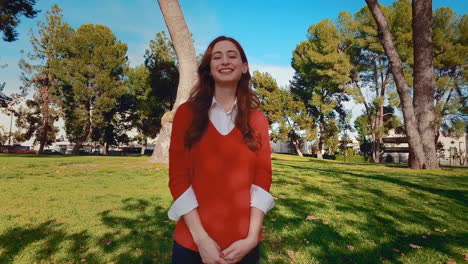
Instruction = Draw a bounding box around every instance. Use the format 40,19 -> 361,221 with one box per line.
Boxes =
150,0 -> 198,163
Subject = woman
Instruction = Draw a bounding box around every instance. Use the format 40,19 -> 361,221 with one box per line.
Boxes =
168,36 -> 274,264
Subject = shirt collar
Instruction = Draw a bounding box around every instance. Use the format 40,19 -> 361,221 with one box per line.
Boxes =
211,96 -> 238,114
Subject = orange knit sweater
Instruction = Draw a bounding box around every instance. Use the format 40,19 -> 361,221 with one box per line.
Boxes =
168,102 -> 272,252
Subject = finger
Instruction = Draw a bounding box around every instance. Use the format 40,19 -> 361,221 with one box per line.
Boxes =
220,246 -> 235,258
225,257 -> 240,264
223,250 -> 239,262
223,256 -> 236,264
216,257 -> 229,264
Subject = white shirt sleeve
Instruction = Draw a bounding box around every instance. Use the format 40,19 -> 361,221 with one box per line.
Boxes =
167,185 -> 198,221
250,184 -> 275,214
168,184 -> 275,221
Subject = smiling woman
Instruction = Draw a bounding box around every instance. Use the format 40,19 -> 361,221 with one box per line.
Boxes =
210,41 -> 248,87
167,36 -> 274,264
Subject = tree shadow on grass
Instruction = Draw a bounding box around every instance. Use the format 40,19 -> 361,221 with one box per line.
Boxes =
96,197 -> 174,263
278,162 -> 467,206
325,167 -> 466,206
0,220 -> 99,263
264,160 -> 467,263
0,198 -> 174,263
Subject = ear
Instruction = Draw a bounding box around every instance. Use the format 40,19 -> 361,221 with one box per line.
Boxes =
242,62 -> 249,74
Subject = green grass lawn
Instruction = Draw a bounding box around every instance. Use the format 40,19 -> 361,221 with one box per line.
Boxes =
0,153 -> 466,264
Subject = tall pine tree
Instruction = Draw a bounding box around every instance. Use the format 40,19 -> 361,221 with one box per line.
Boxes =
57,24 -> 127,155
19,5 -> 72,153
253,71 -> 313,156
291,19 -> 352,158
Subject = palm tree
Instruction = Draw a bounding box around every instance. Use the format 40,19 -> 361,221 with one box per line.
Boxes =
150,0 -> 198,163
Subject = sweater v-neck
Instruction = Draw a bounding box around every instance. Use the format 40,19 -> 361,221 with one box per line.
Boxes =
208,119 -> 238,137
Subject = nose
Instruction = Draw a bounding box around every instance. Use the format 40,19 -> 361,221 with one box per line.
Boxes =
221,56 -> 229,65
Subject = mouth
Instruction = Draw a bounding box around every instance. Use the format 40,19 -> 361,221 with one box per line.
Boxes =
219,68 -> 234,73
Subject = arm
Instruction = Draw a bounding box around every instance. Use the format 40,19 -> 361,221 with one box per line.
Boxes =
168,104 -> 192,202
168,104 -> 199,220
246,207 -> 265,242
168,104 -> 226,264
251,111 -> 275,214
182,209 -> 208,243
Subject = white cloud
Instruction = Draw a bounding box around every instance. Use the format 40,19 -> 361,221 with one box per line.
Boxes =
127,43 -> 148,68
194,44 -> 207,55
1,78 -> 22,96
249,63 -> 295,88
248,63 -> 366,139
342,98 -> 365,137
0,56 -> 24,95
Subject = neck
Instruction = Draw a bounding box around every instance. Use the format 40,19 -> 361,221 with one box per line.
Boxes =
214,83 -> 237,111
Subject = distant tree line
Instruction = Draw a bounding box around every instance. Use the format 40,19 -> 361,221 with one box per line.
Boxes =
253,0 -> 466,169
1,1 -> 466,170
2,5 -> 178,155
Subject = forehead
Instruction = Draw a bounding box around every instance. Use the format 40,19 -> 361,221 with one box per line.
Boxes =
211,40 -> 240,54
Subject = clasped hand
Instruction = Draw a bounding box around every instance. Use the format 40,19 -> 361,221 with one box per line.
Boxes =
196,235 -> 257,264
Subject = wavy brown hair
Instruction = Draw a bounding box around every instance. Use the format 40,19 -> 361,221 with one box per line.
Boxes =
184,36 -> 261,151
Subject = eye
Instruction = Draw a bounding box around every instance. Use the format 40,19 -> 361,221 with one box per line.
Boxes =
212,56 -> 221,60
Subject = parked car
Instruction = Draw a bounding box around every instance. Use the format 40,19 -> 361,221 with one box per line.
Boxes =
7,149 -> 36,154
3,145 -> 35,154
63,149 -> 90,155
79,149 -> 90,155
90,150 -> 101,155
42,149 -> 63,155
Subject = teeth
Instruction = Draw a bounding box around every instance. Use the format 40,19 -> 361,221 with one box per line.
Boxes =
220,69 -> 233,72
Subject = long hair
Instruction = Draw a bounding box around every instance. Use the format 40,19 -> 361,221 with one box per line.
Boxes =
184,36 -> 261,151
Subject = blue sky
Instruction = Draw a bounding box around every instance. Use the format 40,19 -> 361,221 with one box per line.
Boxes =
1,0 -> 466,140
1,0 -> 466,96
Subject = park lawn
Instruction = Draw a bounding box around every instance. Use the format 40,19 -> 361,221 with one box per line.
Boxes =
0,153 -> 466,264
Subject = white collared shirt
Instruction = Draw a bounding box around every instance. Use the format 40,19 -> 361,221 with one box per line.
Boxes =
167,97 -> 275,221
209,96 -> 237,135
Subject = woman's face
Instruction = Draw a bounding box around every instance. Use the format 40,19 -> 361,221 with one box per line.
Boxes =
209,40 -> 248,87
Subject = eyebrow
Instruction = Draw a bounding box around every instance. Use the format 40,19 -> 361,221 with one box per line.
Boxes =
212,50 -> 238,55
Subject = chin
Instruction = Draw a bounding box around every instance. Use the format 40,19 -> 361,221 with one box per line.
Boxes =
215,78 -> 240,86
214,75 -> 242,84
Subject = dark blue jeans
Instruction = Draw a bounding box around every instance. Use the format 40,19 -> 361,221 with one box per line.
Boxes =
171,240 -> 261,264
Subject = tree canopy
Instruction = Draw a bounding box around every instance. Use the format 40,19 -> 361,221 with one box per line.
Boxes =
0,0 -> 39,42
253,71 -> 313,156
